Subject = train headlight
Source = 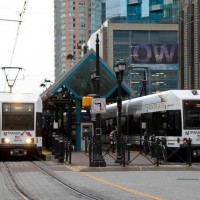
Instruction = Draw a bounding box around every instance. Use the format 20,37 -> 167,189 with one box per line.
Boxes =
193,150 -> 200,157
5,138 -> 10,144
1,138 -> 11,144
26,138 -> 34,144
26,138 -> 32,144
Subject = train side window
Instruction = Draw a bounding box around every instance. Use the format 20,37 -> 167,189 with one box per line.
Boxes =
175,111 -> 181,131
168,111 -> 175,130
36,112 -> 42,136
152,112 -> 158,134
132,115 -> 141,136
101,119 -> 107,135
127,115 -> 134,136
159,111 -> 167,136
151,112 -> 167,136
145,113 -> 153,134
167,110 -> 181,136
121,116 -> 127,135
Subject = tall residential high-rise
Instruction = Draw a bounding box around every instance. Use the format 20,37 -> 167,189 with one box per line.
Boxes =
179,0 -> 200,89
54,0 -> 103,81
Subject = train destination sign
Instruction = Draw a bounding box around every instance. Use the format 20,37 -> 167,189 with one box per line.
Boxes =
91,98 -> 106,113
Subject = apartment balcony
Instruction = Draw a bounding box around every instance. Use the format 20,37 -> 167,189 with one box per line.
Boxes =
128,0 -> 142,5
150,4 -> 164,12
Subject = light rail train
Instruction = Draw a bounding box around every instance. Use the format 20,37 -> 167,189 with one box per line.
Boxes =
0,93 -> 42,159
101,90 -> 200,159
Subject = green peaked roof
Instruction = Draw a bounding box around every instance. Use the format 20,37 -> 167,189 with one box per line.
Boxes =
41,49 -> 132,100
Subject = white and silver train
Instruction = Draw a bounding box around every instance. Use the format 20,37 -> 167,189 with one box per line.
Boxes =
101,90 -> 200,158
0,93 -> 42,159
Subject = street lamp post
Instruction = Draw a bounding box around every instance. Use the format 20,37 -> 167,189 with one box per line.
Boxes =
113,59 -> 126,163
90,34 -> 106,167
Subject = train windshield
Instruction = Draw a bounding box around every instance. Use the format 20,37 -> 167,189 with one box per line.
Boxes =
183,100 -> 200,129
2,103 -> 34,130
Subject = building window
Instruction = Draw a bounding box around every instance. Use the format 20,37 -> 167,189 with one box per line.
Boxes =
79,34 -> 85,40
69,46 -> 74,51
80,24 -> 85,27
69,35 -> 74,39
79,29 -> 85,34
79,13 -> 85,17
69,1 -> 74,5
69,23 -> 74,28
79,7 -> 85,11
69,7 -> 74,11
79,2 -> 85,5
79,18 -> 85,22
69,12 -> 75,17
61,13 -> 66,18
69,28 -> 75,33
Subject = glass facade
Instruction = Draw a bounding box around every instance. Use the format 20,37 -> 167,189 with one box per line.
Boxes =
113,30 -> 178,97
105,0 -> 127,20
101,0 -> 179,96
104,0 -> 179,24
90,0 -> 103,34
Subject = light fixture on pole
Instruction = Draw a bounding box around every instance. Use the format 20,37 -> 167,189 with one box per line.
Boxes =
91,70 -> 96,93
113,58 -> 126,163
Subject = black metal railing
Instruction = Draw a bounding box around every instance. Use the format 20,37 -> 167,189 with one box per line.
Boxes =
51,133 -> 73,164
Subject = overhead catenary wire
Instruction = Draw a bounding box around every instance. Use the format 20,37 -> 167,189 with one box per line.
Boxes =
0,18 -> 22,22
2,0 -> 29,92
9,0 -> 29,67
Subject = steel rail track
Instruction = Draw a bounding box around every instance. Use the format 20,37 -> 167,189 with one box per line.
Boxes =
2,162 -> 36,200
2,155 -> 104,200
32,160 -> 103,200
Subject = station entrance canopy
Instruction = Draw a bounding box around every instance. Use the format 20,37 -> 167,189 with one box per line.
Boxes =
41,49 -> 132,101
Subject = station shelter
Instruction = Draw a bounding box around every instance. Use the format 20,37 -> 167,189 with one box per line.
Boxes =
41,49 -> 132,151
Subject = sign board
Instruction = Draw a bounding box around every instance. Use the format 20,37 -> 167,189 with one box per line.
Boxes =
82,96 -> 93,107
91,98 -> 106,113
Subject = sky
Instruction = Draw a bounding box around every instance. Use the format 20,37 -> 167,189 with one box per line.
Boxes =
0,0 -> 54,94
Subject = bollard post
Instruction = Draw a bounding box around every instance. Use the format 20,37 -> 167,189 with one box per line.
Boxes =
85,137 -> 88,153
155,138 -> 161,167
65,137 -> 69,162
51,132 -> 56,155
58,136 -> 65,163
122,139 -> 126,167
150,135 -> 156,158
68,140 -> 72,164
126,143 -> 131,163
89,139 -> 92,167
54,135 -> 59,159
161,137 -> 167,162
